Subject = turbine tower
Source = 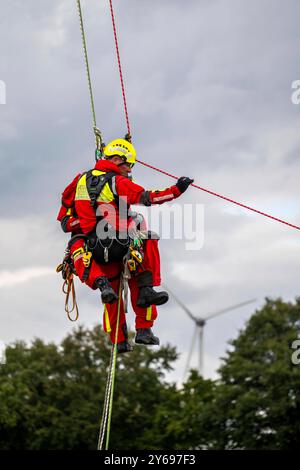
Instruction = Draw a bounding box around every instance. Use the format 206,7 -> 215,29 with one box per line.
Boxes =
164,285 -> 256,378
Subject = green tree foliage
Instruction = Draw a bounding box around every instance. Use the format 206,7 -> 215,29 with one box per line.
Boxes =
0,325 -> 178,450
147,370 -> 217,449
0,298 -> 300,449
145,298 -> 300,450
209,298 -> 300,449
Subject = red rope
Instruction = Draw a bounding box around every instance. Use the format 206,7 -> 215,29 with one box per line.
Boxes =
137,158 -> 300,231
107,1 -> 299,232
108,0 -> 131,137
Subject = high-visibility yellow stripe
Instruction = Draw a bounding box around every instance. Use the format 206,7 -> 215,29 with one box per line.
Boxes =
75,170 -> 115,203
72,247 -> 84,259
97,183 -> 114,203
75,173 -> 89,200
146,306 -> 152,321
104,305 -> 112,333
73,248 -> 84,256
92,170 -> 114,203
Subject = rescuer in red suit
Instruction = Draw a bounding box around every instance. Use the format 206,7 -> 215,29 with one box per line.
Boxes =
57,138 -> 193,352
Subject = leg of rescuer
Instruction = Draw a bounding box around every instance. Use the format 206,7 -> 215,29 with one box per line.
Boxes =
102,275 -> 133,353
142,239 -> 161,286
129,276 -> 160,346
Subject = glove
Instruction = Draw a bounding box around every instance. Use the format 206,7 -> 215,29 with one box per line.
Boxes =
176,177 -> 194,194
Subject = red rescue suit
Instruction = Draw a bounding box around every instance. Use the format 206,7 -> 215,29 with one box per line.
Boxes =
59,159 -> 182,344
72,158 -> 181,292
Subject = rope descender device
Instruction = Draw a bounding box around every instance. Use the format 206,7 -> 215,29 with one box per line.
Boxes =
94,126 -> 105,161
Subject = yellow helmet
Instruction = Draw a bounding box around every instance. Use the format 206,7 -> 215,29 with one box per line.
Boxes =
103,139 -> 136,165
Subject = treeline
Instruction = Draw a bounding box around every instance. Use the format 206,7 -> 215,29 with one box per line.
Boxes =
0,298 -> 299,449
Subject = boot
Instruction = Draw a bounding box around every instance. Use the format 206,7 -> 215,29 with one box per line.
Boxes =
135,328 -> 160,345
117,341 -> 134,354
95,276 -> 118,304
136,271 -> 169,308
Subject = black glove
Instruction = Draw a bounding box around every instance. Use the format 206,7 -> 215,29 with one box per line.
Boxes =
176,176 -> 194,194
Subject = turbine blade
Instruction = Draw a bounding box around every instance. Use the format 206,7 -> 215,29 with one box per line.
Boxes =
203,298 -> 257,321
163,283 -> 197,322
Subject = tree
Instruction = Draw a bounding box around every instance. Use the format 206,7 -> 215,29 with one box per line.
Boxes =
0,325 -> 178,450
1,297 -> 300,450
209,298 -> 300,449
147,370 -> 217,450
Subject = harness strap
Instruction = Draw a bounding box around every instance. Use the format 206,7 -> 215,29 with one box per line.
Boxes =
86,170 -> 117,210
82,262 -> 92,282
68,234 -> 90,249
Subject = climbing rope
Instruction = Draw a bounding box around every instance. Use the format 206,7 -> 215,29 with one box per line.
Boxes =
76,0 -> 104,157
97,346 -> 114,450
108,0 -> 131,137
75,2 -> 131,450
62,266 -> 79,322
97,275 -> 123,450
136,158 -> 300,231
104,276 -> 123,450
56,258 -> 79,322
77,1 -> 299,232
107,0 -> 299,232
73,0 -> 300,450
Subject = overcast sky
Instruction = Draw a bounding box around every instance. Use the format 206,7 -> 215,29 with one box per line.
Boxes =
1,0 -> 300,382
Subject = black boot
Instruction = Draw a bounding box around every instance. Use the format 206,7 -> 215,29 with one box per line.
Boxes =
136,271 -> 169,308
117,341 -> 134,354
135,328 -> 160,345
95,276 -> 118,304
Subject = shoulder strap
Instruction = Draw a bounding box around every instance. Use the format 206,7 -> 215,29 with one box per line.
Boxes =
107,175 -> 120,207
85,170 -> 117,210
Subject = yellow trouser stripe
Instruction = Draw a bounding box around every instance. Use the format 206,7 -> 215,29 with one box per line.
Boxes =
104,305 -> 112,333
146,306 -> 152,321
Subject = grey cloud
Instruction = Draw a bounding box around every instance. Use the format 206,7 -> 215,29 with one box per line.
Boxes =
1,0 -> 300,380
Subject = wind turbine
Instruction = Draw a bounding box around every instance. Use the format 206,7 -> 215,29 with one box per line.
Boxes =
163,285 -> 256,378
